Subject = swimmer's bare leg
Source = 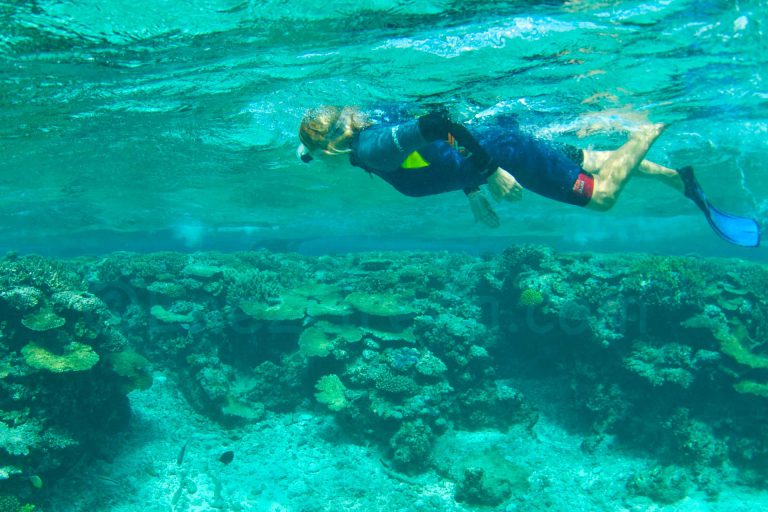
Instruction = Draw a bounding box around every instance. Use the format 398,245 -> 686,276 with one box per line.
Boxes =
583,123 -> 666,211
582,149 -> 682,192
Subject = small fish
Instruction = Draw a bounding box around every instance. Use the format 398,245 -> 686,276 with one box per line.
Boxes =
177,440 -> 190,466
92,474 -> 120,488
29,475 -> 43,489
219,450 -> 234,465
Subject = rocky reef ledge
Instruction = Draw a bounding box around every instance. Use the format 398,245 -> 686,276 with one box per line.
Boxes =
1,246 -> 767,511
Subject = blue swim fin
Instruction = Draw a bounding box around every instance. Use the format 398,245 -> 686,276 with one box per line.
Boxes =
678,166 -> 761,247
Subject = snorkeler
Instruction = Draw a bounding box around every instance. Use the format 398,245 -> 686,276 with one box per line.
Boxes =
297,106 -> 760,247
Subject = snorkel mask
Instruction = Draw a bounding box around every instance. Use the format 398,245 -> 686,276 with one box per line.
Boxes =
297,106 -> 352,163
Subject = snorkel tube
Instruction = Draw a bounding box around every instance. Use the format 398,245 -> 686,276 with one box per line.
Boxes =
297,143 -> 313,163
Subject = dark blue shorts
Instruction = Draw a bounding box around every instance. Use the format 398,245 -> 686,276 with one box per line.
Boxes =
478,128 -> 593,206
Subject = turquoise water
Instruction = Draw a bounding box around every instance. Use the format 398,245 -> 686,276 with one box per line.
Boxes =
3,2 -> 768,512
1,0 -> 766,255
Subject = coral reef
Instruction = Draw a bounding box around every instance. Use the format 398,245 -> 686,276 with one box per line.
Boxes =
626,465 -> 691,504
315,374 -> 348,412
21,342 -> 100,373
3,245 -> 768,509
0,255 -> 135,508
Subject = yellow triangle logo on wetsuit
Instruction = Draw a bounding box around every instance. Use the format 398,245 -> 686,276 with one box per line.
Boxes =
401,151 -> 430,169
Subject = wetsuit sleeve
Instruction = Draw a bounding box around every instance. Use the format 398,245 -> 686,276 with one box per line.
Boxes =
448,123 -> 497,178
418,112 -> 497,178
353,121 -> 429,172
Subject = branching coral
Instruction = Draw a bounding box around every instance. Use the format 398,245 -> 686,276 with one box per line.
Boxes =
518,288 -> 544,307
315,374 -> 348,411
0,421 -> 38,457
624,343 -> 695,388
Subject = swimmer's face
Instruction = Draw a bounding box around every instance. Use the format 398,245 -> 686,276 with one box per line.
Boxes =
298,106 -> 367,165
299,106 -> 350,154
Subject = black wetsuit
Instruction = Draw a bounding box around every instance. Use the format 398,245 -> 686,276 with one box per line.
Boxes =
349,115 -> 593,206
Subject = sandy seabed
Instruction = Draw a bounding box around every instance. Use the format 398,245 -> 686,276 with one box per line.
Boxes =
47,371 -> 766,512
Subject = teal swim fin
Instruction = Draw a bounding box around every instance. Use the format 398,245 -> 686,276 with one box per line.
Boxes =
678,166 -> 761,247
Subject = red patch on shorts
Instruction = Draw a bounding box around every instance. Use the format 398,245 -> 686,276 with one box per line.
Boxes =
571,172 -> 594,206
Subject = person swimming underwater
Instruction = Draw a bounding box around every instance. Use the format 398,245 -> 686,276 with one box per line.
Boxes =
297,106 -> 760,247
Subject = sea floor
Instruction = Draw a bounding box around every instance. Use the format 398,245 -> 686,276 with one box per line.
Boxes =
46,372 -> 767,512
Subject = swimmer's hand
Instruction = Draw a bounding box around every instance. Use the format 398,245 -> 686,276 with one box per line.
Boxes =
487,167 -> 523,202
467,190 -> 500,228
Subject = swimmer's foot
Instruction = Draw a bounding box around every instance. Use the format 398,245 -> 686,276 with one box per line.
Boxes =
633,122 -> 666,143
